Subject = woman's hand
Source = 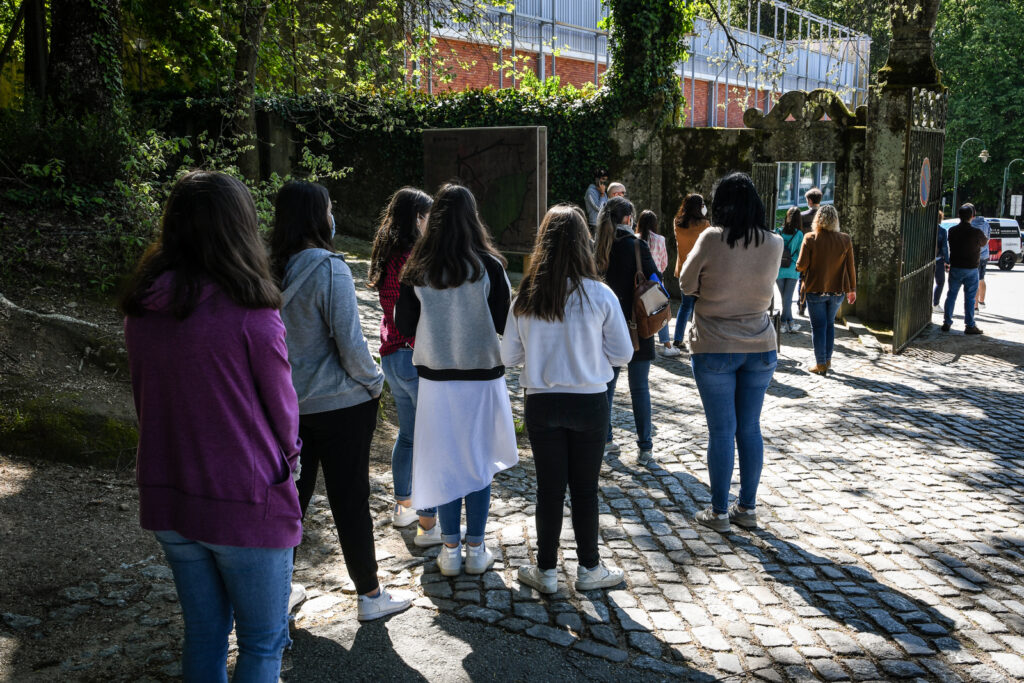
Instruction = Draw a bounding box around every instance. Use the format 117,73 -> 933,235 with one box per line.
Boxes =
846,291 -> 857,305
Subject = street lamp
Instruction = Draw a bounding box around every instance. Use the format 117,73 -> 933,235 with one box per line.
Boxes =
951,137 -> 989,212
999,158 -> 1024,217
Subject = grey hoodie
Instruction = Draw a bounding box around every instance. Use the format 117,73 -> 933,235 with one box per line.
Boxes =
281,248 -> 384,414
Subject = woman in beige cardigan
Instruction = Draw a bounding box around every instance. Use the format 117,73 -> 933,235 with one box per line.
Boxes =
795,205 -> 857,375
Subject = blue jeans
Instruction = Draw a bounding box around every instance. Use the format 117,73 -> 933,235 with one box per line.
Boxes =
806,293 -> 844,365
657,317 -> 671,344
605,360 -> 652,450
691,352 -> 777,514
673,295 -> 697,344
154,530 -> 292,683
943,267 -> 979,329
439,484 -> 490,545
776,278 -> 798,324
381,348 -> 434,517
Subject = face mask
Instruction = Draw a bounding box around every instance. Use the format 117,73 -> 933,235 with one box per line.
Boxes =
701,205 -> 708,217
330,214 -> 336,240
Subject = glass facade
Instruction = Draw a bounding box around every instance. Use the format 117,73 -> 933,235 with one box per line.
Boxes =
777,161 -> 836,209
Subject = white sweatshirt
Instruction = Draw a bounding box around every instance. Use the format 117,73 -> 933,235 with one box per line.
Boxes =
501,279 -> 634,395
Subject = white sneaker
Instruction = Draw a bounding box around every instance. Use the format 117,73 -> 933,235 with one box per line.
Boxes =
575,563 -> 624,591
603,441 -> 620,456
464,543 -> 495,575
392,502 -> 418,528
357,588 -> 413,621
637,449 -> 654,466
789,322 -> 801,332
518,565 -> 557,594
414,522 -> 466,547
437,544 -> 463,576
661,345 -> 682,357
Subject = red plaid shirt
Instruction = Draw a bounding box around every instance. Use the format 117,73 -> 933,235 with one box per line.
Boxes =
378,250 -> 415,356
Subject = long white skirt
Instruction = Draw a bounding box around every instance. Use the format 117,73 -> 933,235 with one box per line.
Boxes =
409,376 -> 519,510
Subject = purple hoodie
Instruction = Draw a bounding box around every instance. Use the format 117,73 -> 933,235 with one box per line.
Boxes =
124,272 -> 302,548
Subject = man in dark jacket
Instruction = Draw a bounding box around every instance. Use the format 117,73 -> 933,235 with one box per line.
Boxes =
942,204 -> 987,334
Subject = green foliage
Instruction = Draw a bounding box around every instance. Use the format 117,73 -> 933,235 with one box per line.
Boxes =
603,0 -> 696,124
935,0 -> 1024,211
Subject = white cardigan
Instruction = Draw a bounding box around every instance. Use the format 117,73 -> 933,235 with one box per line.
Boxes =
501,279 -> 634,394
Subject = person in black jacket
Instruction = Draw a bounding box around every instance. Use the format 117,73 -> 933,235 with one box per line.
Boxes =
594,197 -> 659,465
942,204 -> 987,335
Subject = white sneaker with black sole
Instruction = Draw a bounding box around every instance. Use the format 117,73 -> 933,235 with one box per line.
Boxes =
357,588 -> 414,621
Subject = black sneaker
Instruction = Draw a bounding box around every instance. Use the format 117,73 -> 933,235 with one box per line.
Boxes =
940,323 -> 951,332
965,326 -> 984,335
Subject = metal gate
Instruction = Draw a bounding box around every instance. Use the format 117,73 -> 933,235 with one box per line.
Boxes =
752,163 -> 779,231
893,87 -> 947,352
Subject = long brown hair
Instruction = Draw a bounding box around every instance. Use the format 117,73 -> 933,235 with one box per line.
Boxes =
119,171 -> 281,319
594,196 -> 634,273
636,210 -> 659,243
782,206 -> 802,235
367,187 -> 432,289
673,193 -> 707,231
514,205 -> 597,322
401,183 -> 506,289
269,180 -> 334,284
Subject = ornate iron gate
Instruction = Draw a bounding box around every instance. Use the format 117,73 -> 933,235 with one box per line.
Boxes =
893,87 -> 947,351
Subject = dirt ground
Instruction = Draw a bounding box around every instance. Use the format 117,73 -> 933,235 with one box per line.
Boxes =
0,242 -> 413,680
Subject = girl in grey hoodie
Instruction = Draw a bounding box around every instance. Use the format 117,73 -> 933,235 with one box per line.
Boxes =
270,181 -> 412,622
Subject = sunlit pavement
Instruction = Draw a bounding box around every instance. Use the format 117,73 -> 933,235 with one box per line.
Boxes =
269,259 -> 1024,681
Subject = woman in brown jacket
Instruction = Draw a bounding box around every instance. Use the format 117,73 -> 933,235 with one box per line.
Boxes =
795,205 -> 856,375
671,194 -> 711,351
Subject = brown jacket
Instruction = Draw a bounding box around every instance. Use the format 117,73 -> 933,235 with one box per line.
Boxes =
673,218 -> 711,277
796,230 -> 856,293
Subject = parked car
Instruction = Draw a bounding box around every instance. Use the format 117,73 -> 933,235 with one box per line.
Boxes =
939,217 -> 1021,270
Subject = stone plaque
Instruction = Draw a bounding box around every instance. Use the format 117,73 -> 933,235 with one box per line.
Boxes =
423,126 -> 547,253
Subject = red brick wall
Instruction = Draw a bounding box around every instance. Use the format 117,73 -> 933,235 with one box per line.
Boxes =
411,38 -> 784,129
411,38 -> 607,92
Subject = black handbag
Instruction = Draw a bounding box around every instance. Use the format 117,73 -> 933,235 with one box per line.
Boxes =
769,294 -> 782,352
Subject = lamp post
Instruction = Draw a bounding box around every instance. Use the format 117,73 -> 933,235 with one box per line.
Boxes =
951,137 -> 990,212
999,158 -> 1024,217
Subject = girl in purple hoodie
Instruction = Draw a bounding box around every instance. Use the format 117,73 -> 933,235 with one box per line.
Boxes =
121,171 -> 301,682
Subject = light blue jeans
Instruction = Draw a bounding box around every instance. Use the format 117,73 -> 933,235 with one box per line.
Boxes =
605,360 -> 653,450
691,352 -> 777,514
673,295 -> 697,344
381,348 -> 435,517
943,267 -> 979,329
806,293 -> 844,365
776,278 -> 798,325
439,485 -> 491,545
154,530 -> 293,682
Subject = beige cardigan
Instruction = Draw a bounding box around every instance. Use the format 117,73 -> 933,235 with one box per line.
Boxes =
679,227 -> 782,354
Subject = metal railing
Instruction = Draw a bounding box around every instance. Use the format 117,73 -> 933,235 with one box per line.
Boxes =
418,0 -> 869,125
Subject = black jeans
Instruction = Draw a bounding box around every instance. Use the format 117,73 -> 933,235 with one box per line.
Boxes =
296,397 -> 380,594
933,260 -> 946,306
525,392 -> 607,571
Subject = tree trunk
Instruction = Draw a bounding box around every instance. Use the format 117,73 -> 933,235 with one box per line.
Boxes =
231,1 -> 269,181
0,1 -> 25,77
47,0 -> 124,117
22,0 -> 46,101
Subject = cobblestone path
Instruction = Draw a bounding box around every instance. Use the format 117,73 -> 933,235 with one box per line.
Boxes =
290,263 -> 1024,681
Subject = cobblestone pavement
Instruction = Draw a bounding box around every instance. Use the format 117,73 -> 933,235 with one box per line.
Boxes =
4,261 -> 1022,681
289,264 -> 1024,681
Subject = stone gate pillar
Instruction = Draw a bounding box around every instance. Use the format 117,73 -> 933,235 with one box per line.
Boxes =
858,0 -> 945,340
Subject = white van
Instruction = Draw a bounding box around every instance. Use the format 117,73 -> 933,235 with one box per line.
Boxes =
939,217 -> 1021,270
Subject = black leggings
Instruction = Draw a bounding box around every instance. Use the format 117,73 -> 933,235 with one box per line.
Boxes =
525,392 -> 607,570
296,398 -> 380,594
